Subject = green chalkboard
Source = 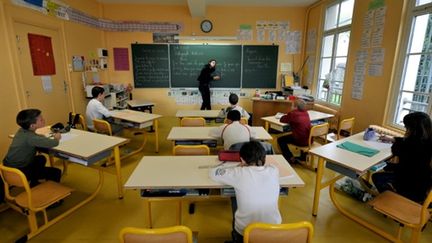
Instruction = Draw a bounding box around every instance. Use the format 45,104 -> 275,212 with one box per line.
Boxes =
131,44 -> 278,88
242,45 -> 279,88
170,45 -> 242,88
132,44 -> 169,88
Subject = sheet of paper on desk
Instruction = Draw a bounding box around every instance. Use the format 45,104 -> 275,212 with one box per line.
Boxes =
275,112 -> 286,119
60,133 -> 78,143
364,140 -> 392,150
265,157 -> 293,178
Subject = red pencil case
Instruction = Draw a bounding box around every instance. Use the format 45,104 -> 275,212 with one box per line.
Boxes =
218,150 -> 241,162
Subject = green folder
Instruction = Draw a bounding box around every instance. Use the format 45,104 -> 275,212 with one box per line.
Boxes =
336,141 -> 380,157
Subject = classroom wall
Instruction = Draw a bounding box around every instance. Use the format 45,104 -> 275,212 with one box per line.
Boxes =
305,0 -> 404,132
102,3 -> 307,116
0,0 -> 104,157
340,0 -> 403,132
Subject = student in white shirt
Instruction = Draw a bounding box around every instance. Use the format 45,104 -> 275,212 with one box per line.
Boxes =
209,141 -> 281,243
86,86 -> 122,134
210,110 -> 255,150
219,94 -> 251,124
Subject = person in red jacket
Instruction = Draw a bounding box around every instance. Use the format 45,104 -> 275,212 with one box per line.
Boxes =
277,99 -> 311,164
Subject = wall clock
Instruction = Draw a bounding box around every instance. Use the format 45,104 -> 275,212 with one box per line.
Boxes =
200,20 -> 213,33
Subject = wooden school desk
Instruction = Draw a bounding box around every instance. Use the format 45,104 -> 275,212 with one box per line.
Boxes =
111,109 -> 162,153
261,110 -> 335,132
124,155 -> 305,227
49,129 -> 129,199
309,132 -> 398,241
167,126 -> 272,147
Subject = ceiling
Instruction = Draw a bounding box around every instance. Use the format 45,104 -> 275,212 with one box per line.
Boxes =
97,0 -> 318,17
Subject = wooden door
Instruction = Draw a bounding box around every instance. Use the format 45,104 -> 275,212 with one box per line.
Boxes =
14,22 -> 70,124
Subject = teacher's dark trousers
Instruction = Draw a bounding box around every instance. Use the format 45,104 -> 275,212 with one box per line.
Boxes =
199,84 -> 211,110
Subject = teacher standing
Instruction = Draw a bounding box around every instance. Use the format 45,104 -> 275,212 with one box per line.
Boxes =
197,59 -> 220,110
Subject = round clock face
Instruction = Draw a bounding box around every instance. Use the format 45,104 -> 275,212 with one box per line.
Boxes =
201,20 -> 213,33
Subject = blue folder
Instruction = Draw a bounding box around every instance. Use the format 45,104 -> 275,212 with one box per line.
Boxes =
336,141 -> 379,157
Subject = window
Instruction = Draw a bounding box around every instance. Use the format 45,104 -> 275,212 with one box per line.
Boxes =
316,0 -> 354,105
390,1 -> 432,126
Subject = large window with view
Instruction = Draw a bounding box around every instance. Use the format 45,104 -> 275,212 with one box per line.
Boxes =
316,0 -> 354,105
391,0 -> 432,126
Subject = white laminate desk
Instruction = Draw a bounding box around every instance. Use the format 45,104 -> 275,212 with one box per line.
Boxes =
176,110 -> 221,118
127,100 -> 155,113
261,110 -> 335,132
125,155 -> 304,227
309,132 -> 397,242
50,129 -> 129,199
167,126 -> 272,147
111,109 -> 162,153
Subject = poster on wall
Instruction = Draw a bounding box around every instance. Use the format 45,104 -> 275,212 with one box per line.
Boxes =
72,56 -> 84,72
113,48 -> 130,71
28,33 -> 56,75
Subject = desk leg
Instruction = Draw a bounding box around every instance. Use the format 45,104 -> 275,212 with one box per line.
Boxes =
328,182 -> 398,242
265,121 -> 269,132
154,119 -> 159,153
114,146 -> 123,199
312,157 -> 325,216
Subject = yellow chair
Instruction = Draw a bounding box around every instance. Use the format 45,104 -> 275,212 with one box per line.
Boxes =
327,117 -> 355,142
368,190 -> 432,243
93,118 -> 113,135
0,164 -> 73,239
180,117 -> 206,127
244,221 -> 314,243
119,225 -> 193,243
312,103 -> 339,132
71,113 -> 87,131
289,122 -> 329,170
173,145 -> 210,156
224,117 -> 248,125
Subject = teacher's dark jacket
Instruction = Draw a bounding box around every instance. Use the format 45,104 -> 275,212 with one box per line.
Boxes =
197,64 -> 216,86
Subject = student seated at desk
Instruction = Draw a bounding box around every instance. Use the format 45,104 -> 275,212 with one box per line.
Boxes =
3,109 -> 61,187
86,86 -> 123,135
277,99 -> 311,164
210,110 -> 255,150
219,93 -> 251,125
209,141 -> 281,243
372,112 -> 432,203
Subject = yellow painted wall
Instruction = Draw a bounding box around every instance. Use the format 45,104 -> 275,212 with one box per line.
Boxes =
102,4 -> 307,116
340,0 -> 403,132
0,0 -> 104,157
305,0 -> 404,132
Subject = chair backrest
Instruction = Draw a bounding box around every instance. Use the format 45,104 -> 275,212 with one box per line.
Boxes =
309,122 -> 329,146
72,113 -> 87,131
224,117 -> 248,125
93,119 -> 113,135
173,145 -> 210,155
181,117 -> 206,127
119,225 -> 193,243
312,103 -> 339,132
244,221 -> 314,243
420,189 -> 432,226
0,164 -> 32,206
337,117 -> 355,140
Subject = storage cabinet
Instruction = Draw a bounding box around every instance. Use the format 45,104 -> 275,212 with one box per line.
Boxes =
106,89 -> 129,110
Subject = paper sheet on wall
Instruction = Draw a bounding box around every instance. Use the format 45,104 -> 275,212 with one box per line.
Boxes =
41,76 -> 53,92
257,29 -> 265,42
370,48 -> 385,63
237,29 -> 253,41
374,6 -> 387,26
306,29 -> 317,53
371,26 -> 384,47
268,30 -> 277,42
286,31 -> 302,54
352,50 -> 368,100
277,29 -> 287,42
280,62 -> 292,73
360,29 -> 371,49
305,57 -> 315,87
363,9 -> 374,29
368,64 -> 383,76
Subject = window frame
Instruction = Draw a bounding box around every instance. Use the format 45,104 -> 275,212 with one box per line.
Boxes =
315,0 -> 354,106
386,0 -> 432,129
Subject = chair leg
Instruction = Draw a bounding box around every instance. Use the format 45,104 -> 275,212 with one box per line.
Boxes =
147,201 -> 153,228
396,224 -> 403,241
409,227 -> 422,243
27,211 -> 39,234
